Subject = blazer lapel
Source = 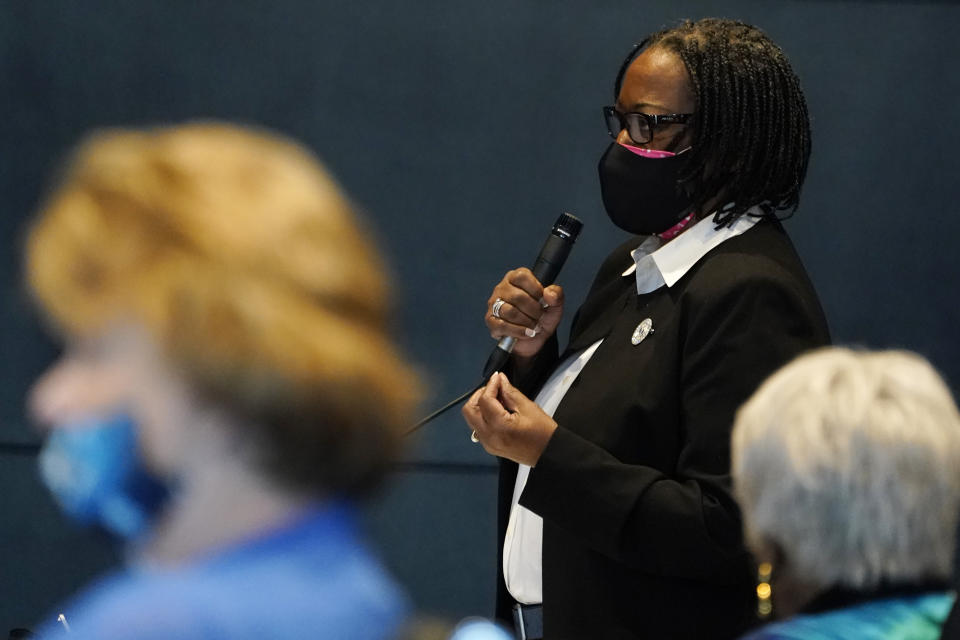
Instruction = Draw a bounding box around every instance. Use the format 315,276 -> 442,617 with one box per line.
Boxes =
563,275 -> 635,357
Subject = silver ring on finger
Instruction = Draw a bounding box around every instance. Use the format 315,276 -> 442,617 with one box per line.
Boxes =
491,297 -> 506,319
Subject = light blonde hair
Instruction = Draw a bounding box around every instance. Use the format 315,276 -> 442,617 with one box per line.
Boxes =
26,122 -> 421,495
732,347 -> 960,589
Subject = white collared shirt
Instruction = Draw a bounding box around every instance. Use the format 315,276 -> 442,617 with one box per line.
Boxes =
502,207 -> 762,604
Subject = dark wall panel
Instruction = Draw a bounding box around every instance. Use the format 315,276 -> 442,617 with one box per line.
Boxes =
1,0 -> 958,630
363,467 -> 500,620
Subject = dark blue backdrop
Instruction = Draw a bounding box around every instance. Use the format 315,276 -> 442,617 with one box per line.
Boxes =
1,0 -> 958,630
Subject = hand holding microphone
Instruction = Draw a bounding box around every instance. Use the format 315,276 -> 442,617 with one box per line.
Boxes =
467,213 -> 582,453
408,212 -> 582,435
485,269 -> 564,359
481,213 -> 583,378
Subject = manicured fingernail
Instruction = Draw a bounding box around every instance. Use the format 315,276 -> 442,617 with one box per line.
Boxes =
524,327 -> 537,338
539,296 -> 549,308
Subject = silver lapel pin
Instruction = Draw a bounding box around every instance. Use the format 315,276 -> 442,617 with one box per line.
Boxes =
631,318 -> 654,345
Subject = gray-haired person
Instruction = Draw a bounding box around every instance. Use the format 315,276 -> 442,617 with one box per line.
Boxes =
732,347 -> 960,640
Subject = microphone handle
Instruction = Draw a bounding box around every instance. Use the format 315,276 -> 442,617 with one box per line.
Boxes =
482,341 -> 514,379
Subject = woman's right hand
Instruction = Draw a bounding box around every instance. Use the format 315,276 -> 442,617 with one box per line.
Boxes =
485,268 -> 564,359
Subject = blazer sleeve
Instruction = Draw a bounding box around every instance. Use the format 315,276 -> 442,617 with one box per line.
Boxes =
519,254 -> 829,583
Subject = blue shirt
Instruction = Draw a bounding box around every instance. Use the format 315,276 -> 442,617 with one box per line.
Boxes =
739,592 -> 954,640
36,501 -> 409,639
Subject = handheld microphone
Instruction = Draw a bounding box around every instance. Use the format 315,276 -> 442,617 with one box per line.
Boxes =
407,212 -> 583,435
481,212 -> 583,378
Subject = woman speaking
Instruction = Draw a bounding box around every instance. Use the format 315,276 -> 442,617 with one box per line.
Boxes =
462,18 -> 830,640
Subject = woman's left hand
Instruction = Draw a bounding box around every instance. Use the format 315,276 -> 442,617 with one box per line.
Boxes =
462,372 -> 557,466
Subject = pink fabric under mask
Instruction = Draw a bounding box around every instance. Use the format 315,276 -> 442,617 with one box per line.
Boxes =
619,143 -> 676,159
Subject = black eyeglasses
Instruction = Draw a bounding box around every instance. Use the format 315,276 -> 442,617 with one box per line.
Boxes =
603,106 -> 692,144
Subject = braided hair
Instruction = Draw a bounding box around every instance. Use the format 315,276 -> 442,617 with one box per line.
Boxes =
615,19 -> 811,226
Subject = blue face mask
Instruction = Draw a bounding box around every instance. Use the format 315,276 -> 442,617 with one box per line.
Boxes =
38,414 -> 171,540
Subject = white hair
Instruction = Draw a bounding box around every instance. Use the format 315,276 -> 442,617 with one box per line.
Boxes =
732,347 -> 960,589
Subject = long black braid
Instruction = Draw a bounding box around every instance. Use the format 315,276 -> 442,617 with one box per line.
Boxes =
615,19 -> 812,226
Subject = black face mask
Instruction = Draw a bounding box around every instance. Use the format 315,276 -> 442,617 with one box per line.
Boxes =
597,142 -> 694,235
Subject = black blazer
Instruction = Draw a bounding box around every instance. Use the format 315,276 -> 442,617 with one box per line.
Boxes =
495,220 -> 830,639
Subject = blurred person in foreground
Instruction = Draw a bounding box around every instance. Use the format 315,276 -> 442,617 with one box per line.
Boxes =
732,348 -> 960,639
25,123 -> 421,639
